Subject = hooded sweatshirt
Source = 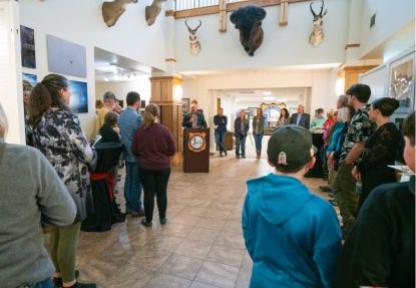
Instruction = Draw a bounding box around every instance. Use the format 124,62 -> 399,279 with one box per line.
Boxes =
243,173 -> 342,288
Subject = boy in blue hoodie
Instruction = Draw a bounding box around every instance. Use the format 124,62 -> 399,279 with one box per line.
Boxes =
243,125 -> 342,288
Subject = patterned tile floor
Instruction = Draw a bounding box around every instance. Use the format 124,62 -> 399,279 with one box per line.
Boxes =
75,151 -> 329,288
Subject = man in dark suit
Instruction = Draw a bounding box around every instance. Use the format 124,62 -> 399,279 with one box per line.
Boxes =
290,104 -> 310,129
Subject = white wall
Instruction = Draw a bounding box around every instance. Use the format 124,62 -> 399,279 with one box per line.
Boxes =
359,0 -> 415,59
19,0 -> 167,138
96,77 -> 151,106
0,1 -> 25,144
174,0 -> 349,72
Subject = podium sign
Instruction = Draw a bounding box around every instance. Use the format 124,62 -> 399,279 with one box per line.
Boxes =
183,128 -> 210,173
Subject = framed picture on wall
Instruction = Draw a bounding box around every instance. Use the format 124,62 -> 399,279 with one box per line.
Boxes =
68,80 -> 88,113
182,98 -> 190,114
20,26 -> 36,69
388,51 -> 415,113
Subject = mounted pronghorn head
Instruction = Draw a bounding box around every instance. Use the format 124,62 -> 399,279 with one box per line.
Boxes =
310,0 -> 327,28
185,20 -> 202,38
102,0 -> 138,28
309,0 -> 327,46
185,20 -> 202,55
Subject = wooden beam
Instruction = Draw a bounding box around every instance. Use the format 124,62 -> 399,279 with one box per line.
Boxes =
345,43 -> 361,50
279,0 -> 288,26
219,0 -> 227,33
174,0 -> 313,19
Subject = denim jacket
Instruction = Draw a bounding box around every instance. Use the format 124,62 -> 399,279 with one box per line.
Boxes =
118,107 -> 142,163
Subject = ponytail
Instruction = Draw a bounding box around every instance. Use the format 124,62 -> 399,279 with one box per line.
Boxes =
28,73 -> 68,127
143,103 -> 160,129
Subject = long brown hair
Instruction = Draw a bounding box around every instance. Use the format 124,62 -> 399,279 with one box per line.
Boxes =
143,103 -> 160,129
28,74 -> 69,127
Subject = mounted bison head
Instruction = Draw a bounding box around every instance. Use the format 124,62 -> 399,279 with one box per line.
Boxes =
230,6 -> 266,56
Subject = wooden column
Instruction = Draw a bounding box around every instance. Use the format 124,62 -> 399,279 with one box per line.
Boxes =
341,65 -> 377,91
219,0 -> 227,32
150,76 -> 183,166
279,0 -> 288,26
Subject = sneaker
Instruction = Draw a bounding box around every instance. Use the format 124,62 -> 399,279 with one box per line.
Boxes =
160,218 -> 167,225
137,209 -> 145,217
53,270 -> 80,288
141,219 -> 152,227
242,155 -> 246,159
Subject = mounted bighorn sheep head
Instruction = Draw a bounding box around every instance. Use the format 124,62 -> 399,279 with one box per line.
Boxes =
230,6 -> 266,56
185,20 -> 202,55
102,0 -> 138,28
146,0 -> 167,26
309,0 -> 327,46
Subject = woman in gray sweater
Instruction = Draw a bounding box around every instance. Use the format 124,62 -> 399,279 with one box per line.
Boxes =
0,103 -> 76,288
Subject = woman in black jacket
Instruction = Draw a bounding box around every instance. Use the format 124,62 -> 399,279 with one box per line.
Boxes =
352,97 -> 403,210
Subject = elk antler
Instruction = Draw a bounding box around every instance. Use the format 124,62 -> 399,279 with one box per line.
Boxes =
309,2 -> 317,18
319,0 -> 327,16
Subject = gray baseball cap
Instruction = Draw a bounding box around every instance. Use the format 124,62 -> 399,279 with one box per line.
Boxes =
103,91 -> 116,102
267,125 -> 316,172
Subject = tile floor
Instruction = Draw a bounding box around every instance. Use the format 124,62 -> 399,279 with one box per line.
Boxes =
75,153 -> 329,288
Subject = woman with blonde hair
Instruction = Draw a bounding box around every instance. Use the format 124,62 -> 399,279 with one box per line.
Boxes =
132,104 -> 176,227
0,102 -> 76,288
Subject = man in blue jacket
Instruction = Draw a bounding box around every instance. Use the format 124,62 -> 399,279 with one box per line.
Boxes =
118,92 -> 144,216
243,125 -> 342,288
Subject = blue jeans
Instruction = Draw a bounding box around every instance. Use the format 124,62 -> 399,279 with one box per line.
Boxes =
215,131 -> 227,153
124,162 -> 142,212
254,133 -> 263,155
235,135 -> 247,156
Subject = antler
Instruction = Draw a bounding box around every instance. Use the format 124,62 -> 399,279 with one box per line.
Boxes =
309,2 -> 317,18
185,20 -> 202,34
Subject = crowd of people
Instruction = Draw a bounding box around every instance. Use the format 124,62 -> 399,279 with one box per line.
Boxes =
243,83 -> 415,288
0,78 -> 414,288
1,74 -> 176,288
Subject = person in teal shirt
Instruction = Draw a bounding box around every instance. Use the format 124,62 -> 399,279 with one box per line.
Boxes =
310,108 -> 326,133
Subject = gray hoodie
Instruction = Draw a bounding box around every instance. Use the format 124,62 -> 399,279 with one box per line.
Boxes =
0,143 -> 76,288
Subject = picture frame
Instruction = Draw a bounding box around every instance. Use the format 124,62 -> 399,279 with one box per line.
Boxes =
182,98 -> 190,114
20,26 -> 36,69
68,80 -> 88,113
388,51 -> 415,114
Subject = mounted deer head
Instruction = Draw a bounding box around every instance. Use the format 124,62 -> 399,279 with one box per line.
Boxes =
102,0 -> 138,28
230,6 -> 266,56
185,20 -> 202,55
309,0 -> 327,46
146,0 -> 167,26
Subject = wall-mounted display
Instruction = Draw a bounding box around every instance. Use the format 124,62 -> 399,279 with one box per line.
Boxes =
22,73 -> 37,88
146,0 -> 167,26
185,20 -> 202,55
47,35 -> 87,78
69,80 -> 88,113
20,26 -> 36,69
102,0 -> 138,27
389,52 -> 415,113
309,0 -> 327,47
230,6 -> 266,56
182,98 -> 190,114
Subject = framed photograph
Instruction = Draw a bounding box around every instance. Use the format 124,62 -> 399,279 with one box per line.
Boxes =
22,73 -> 37,89
68,80 -> 88,113
20,26 -> 36,69
388,52 -> 415,113
140,100 -> 146,108
47,35 -> 87,78
182,98 -> 190,114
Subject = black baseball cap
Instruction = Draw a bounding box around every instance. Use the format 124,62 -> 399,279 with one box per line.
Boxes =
267,125 -> 316,172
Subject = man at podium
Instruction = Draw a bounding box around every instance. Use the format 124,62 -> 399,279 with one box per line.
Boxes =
183,100 -> 207,129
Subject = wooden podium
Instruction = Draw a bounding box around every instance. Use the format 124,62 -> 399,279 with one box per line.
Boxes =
183,128 -> 210,173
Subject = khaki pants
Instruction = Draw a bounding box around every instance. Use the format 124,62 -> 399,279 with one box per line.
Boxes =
333,163 -> 358,238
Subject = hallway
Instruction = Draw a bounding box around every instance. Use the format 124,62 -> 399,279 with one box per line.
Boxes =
75,156 -> 327,288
